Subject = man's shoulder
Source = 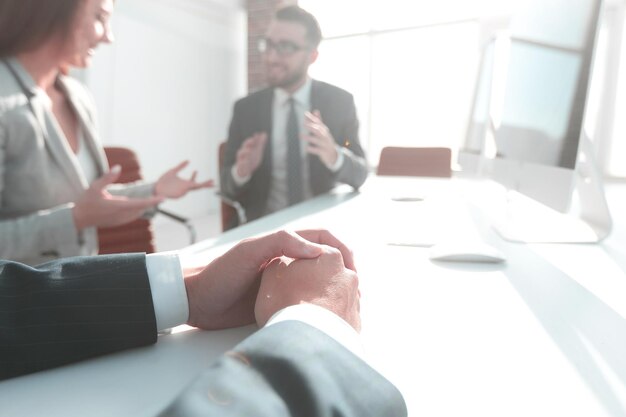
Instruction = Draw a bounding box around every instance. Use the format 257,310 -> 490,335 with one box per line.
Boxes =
312,80 -> 353,100
235,86 -> 273,108
311,80 -> 355,114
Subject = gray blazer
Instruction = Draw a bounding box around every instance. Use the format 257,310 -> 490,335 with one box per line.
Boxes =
0,58 -> 154,265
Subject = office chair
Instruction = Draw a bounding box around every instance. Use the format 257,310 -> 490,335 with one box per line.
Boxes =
217,141 -> 247,231
376,146 -> 452,177
97,146 -> 196,254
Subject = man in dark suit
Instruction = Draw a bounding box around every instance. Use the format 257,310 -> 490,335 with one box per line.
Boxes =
220,6 -> 369,229
0,229 -> 406,416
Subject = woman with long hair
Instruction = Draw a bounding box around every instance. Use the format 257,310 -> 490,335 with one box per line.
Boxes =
0,0 -> 212,264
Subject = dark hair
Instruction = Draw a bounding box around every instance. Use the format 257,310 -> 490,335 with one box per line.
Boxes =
0,0 -> 82,58
275,5 -> 322,48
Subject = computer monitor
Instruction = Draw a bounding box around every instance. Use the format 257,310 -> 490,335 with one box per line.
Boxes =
459,0 -> 612,242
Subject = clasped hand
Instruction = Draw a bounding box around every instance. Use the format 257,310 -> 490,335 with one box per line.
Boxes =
303,110 -> 339,169
184,229 -> 361,332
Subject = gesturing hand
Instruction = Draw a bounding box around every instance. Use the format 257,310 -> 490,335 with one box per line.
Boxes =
303,110 -> 340,169
235,132 -> 268,179
72,166 -> 164,231
183,229 -> 356,330
155,160 -> 214,199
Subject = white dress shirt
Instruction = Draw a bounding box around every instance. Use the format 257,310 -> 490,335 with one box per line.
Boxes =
145,253 -> 364,358
265,80 -> 314,213
75,129 -> 99,183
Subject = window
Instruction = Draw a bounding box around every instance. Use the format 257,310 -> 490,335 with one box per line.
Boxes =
300,0 -> 514,166
301,0 -> 626,177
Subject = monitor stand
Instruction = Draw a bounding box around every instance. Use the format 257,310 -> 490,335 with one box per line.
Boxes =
492,135 -> 612,243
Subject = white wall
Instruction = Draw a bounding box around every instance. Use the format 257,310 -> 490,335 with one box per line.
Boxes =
83,0 -> 247,218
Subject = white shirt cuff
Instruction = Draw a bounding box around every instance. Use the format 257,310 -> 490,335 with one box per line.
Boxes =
329,146 -> 345,172
146,253 -> 189,331
265,303 -> 364,359
231,164 -> 251,186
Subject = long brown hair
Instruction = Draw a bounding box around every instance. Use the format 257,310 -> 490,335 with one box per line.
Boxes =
0,0 -> 83,58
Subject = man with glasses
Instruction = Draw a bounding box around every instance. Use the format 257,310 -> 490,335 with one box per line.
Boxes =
220,5 -> 369,229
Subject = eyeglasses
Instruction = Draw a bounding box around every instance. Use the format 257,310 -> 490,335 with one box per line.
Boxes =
257,38 -> 309,56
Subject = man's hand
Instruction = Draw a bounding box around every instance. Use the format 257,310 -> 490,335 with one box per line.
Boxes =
303,110 -> 340,169
235,132 -> 268,179
254,247 -> 361,332
183,229 -> 355,330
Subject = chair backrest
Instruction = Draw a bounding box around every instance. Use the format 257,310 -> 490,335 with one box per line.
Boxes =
218,141 -> 238,231
376,147 -> 452,177
97,147 -> 156,254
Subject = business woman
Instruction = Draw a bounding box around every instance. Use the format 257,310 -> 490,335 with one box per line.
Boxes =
0,0 -> 212,265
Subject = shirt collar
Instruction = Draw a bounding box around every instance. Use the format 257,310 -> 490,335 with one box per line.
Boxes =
275,77 -> 312,107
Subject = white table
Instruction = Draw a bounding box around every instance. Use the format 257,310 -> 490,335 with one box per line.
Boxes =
1,177 -> 625,417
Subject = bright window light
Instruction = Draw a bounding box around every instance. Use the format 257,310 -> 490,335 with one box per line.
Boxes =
300,0 -> 514,165
299,0 -> 625,177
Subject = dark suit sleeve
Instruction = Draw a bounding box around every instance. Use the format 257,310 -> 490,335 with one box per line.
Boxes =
0,254 -> 157,380
220,100 -> 249,200
160,321 -> 407,417
220,93 -> 275,226
311,84 -> 369,193
334,93 -> 369,189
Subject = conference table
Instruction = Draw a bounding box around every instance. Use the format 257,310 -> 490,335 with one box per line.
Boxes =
1,175 -> 625,417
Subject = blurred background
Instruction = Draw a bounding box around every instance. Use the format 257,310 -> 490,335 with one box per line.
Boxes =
78,0 -> 626,248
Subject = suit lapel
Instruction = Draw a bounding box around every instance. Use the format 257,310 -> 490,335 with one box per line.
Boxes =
307,80 -> 324,187
310,79 -> 321,113
260,88 -> 274,175
57,77 -> 108,176
4,59 -> 89,191
261,87 -> 274,139
39,81 -> 88,190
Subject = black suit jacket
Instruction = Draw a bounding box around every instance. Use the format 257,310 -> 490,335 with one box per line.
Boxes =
0,256 -> 407,416
221,80 -> 369,228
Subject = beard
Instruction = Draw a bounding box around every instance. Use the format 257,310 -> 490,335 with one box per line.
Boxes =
266,62 -> 308,90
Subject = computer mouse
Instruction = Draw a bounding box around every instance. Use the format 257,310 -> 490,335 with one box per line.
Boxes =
428,242 -> 506,263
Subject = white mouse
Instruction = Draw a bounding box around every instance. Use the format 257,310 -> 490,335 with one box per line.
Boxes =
428,242 -> 506,263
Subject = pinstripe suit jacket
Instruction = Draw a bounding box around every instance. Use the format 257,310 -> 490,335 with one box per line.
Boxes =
0,253 -> 156,378
220,80 -> 369,229
0,255 -> 407,417
0,58 -> 154,265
